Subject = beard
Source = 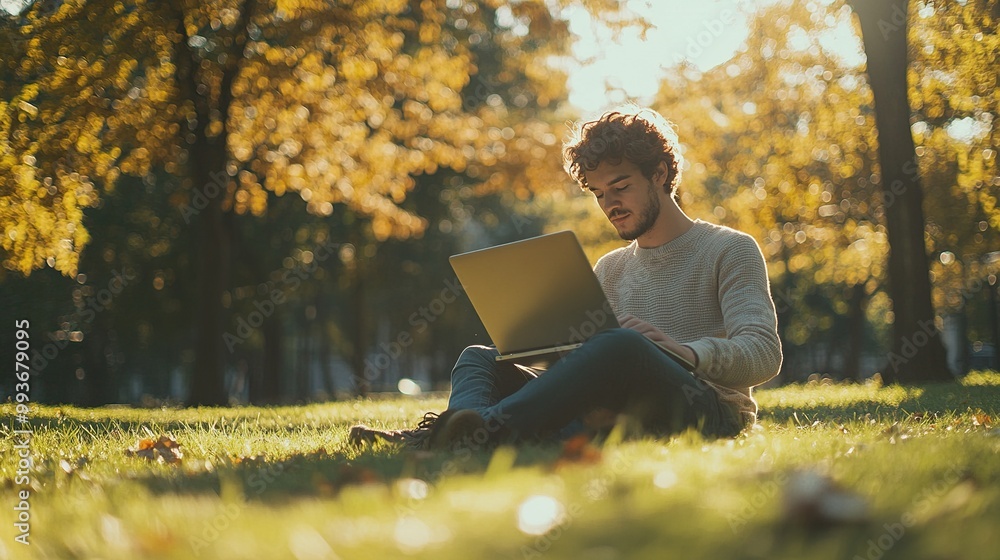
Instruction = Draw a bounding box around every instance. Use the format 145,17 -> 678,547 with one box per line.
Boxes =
612,186 -> 661,241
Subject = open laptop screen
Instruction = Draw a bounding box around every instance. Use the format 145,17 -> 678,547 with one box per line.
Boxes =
449,231 -> 618,358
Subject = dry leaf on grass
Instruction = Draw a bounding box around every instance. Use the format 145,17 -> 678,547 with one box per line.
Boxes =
554,434 -> 602,469
126,435 -> 183,464
337,464 -> 379,486
972,412 -> 992,428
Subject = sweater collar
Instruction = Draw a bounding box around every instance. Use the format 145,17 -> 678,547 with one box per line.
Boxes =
632,219 -> 707,261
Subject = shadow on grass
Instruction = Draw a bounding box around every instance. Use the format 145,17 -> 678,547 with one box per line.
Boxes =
132,443 -> 559,502
13,417 -> 333,440
760,381 -> 1000,425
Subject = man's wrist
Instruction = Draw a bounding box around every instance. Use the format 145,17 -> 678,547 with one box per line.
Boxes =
682,344 -> 699,368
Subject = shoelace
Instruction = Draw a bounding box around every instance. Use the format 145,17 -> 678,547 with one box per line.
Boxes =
398,412 -> 445,449
415,411 -> 442,431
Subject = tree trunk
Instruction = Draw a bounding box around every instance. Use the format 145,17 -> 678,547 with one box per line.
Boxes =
351,266 -> 369,396
296,319 -> 312,402
189,188 -> 230,404
315,293 -> 337,399
990,278 -> 1000,370
253,311 -> 283,404
844,282 -> 867,380
848,0 -> 951,383
174,1 -> 259,404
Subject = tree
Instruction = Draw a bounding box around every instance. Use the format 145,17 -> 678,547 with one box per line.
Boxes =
848,0 -> 951,382
2,0 -> 594,404
910,0 -> 1000,358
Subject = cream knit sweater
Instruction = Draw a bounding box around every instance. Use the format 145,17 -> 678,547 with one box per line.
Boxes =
594,219 -> 783,427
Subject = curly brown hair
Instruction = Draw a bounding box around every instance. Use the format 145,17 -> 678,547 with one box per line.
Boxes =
563,106 -> 683,194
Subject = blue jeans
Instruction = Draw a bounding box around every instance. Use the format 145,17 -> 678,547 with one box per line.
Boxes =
447,328 -> 742,442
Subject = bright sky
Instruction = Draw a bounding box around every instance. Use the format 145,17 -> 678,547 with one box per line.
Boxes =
559,0 -> 866,116
560,0 -> 760,115
0,0 -> 28,15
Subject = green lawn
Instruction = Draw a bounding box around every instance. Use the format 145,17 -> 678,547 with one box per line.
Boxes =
2,372 -> 999,560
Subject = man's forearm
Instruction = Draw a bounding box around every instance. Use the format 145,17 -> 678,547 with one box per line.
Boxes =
685,331 -> 782,388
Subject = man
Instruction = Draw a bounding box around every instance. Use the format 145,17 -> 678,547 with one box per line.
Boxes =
350,106 -> 782,449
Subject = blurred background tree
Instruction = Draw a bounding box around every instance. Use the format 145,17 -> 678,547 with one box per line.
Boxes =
1,0 -> 604,403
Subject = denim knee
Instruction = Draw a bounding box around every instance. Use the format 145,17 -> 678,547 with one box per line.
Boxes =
451,345 -> 497,382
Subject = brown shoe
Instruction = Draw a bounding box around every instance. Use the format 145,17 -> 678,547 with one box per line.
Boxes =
425,409 -> 487,451
348,411 -> 449,449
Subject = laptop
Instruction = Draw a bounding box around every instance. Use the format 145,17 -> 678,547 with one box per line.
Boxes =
449,230 -> 695,370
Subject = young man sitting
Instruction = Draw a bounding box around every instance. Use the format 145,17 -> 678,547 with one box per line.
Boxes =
350,106 -> 782,449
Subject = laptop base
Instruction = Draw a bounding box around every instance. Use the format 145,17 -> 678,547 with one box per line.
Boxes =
494,343 -> 583,363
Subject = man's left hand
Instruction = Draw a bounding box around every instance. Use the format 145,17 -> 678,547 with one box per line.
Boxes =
617,314 -> 670,345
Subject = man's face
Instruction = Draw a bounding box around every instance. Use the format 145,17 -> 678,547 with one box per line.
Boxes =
584,159 -> 664,241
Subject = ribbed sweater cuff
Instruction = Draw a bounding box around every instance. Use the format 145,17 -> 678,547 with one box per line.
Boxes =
685,339 -> 716,379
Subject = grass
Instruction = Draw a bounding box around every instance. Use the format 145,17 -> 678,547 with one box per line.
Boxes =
2,372 -> 999,560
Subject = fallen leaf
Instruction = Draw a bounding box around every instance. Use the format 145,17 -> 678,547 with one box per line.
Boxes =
972,412 -> 992,428
337,464 -> 379,486
554,434 -> 602,468
126,435 -> 183,464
